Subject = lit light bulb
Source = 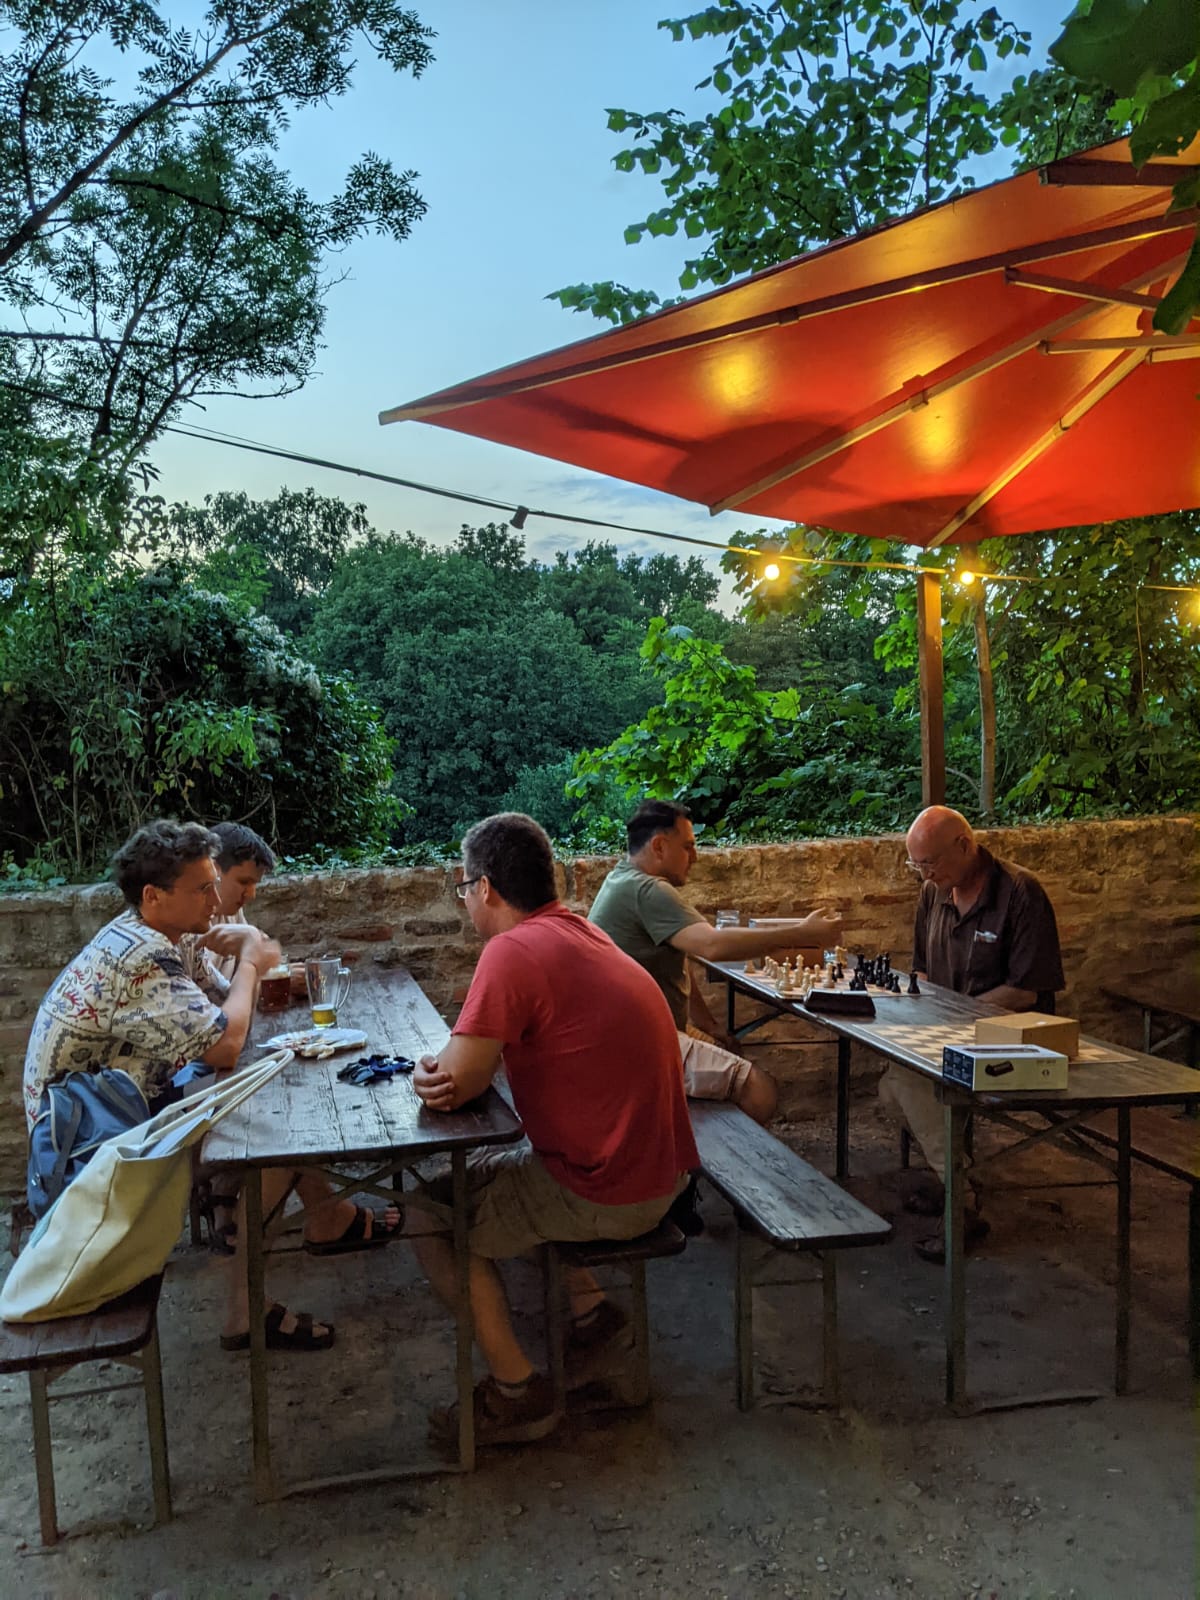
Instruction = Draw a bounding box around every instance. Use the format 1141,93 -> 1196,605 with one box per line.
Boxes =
959,569 -> 976,586
763,561 -> 781,581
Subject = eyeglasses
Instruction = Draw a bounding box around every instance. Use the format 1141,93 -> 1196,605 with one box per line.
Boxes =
454,876 -> 482,900
905,853 -> 943,874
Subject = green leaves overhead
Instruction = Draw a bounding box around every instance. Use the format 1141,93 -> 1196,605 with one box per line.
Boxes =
1049,0 -> 1195,99
1052,0 -> 1200,332
550,1 -> 1060,325
0,0 -> 434,565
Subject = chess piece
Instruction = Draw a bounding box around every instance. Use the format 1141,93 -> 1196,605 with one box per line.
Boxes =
907,969 -> 921,996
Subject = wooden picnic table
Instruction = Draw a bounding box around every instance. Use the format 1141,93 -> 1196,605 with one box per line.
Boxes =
699,957 -> 1200,1413
201,963 -> 523,1501
1100,969 -> 1200,1067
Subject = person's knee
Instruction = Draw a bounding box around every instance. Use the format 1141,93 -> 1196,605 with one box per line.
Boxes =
736,1065 -> 778,1125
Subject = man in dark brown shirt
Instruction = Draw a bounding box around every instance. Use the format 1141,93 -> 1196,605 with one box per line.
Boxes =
880,806 -> 1064,1262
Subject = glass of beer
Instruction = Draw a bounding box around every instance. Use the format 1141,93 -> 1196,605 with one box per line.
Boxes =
258,960 -> 291,1013
305,956 -> 352,1028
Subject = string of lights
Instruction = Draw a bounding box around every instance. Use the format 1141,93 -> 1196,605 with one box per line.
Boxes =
4,376 -> 1200,599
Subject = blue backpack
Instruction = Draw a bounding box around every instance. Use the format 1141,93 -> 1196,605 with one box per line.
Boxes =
27,1069 -> 151,1221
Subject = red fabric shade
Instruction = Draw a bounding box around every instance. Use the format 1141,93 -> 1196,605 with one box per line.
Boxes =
381,136 -> 1200,548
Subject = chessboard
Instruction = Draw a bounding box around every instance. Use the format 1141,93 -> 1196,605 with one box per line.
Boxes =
865,1018 -> 1136,1066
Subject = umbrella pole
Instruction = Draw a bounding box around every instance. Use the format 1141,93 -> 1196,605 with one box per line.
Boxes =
917,570 -> 946,805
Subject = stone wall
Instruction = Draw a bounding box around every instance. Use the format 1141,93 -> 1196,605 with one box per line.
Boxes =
1,818 -> 1195,1191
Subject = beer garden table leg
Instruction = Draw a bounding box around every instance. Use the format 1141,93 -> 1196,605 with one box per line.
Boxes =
245,1168 -> 275,1502
452,1150 -> 475,1472
836,1036 -> 851,1180
1115,1108 -> 1131,1396
943,1097 -> 969,1411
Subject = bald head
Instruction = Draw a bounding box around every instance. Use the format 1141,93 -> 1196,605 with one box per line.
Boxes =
905,807 -> 980,893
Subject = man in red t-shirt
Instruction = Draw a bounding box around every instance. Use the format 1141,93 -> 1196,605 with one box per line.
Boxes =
411,812 -> 697,1448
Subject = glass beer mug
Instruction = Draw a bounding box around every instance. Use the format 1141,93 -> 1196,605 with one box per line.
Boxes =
305,956 -> 352,1028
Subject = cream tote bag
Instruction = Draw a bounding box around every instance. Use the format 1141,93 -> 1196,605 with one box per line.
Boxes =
1,1049 -> 292,1323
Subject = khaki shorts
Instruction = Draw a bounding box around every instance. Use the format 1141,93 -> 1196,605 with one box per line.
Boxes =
408,1142 -> 687,1261
679,1028 -> 753,1102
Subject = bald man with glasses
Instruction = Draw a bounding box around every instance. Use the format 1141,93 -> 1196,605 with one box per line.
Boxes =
880,805 -> 1064,1263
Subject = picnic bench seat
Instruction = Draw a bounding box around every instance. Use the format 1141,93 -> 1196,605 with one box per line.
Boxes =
1078,1107 -> 1200,1375
691,1101 -> 891,1409
0,1274 -> 172,1545
543,1219 -> 687,1414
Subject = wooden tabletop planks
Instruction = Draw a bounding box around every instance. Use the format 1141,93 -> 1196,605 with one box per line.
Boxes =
705,959 -> 1200,1112
202,965 -> 522,1170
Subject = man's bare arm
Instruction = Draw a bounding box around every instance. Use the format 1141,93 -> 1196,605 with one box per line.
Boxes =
670,910 -> 842,963
201,930 -> 281,1070
413,1035 -> 503,1113
978,983 -> 1038,1011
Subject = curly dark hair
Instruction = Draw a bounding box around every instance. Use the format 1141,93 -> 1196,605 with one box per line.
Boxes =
210,821 -> 276,875
461,813 -> 557,913
111,820 -> 221,909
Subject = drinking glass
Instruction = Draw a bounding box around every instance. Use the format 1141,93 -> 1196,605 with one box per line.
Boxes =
305,956 -> 352,1028
258,957 -> 291,1013
715,908 -> 739,929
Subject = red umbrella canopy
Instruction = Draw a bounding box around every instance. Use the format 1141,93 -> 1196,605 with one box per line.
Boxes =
382,136 -> 1200,549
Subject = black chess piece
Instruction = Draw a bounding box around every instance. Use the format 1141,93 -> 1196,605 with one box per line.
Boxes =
907,969 -> 921,996
891,972 -> 902,993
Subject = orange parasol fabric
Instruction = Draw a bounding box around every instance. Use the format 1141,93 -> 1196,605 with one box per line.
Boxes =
381,136 -> 1200,549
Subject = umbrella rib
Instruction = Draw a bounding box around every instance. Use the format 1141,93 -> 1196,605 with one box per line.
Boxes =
1005,268 -> 1166,312
381,213 -> 1194,425
925,351 -> 1147,550
707,253 -> 1186,515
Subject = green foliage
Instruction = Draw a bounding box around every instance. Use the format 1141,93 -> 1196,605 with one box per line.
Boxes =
0,0 -> 433,564
305,525 -> 722,839
0,560 -> 400,877
551,0 -> 1035,322
165,488 -> 372,633
720,514 -> 1200,823
1052,0 -> 1200,330
567,619 -> 799,831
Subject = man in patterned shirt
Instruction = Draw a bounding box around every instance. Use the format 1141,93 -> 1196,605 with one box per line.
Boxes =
24,820 -> 398,1351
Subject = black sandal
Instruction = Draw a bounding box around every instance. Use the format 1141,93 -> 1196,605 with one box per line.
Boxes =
303,1204 -> 403,1257
220,1302 -> 336,1352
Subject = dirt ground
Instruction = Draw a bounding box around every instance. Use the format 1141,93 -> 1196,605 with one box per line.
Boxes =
0,1050 -> 1197,1600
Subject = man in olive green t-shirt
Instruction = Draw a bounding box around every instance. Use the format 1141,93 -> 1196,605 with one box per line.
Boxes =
589,799 -> 842,1125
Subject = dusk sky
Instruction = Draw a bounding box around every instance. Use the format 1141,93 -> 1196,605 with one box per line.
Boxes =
147,1 -> 1063,577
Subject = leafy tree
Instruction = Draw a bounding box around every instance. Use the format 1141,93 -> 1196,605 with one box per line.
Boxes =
0,0 -> 433,569
307,526 -> 664,838
568,619 -> 800,831
1052,0 -> 1200,331
553,0 -> 1035,323
166,487 -> 372,632
0,559 -> 399,876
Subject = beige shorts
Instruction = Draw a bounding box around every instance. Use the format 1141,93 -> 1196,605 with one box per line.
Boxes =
679,1028 -> 753,1102
408,1142 -> 686,1261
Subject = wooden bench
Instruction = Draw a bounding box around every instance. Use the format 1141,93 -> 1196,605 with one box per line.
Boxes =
691,1101 -> 891,1409
1078,1107 -> 1200,1375
0,1275 -> 172,1544
543,1219 -> 687,1415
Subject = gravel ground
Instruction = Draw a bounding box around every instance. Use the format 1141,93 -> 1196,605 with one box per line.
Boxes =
0,1065 -> 1195,1600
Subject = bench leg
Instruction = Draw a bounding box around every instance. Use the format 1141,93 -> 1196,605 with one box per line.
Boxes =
822,1254 -> 840,1408
140,1322 -> 173,1527
28,1370 -> 58,1546
544,1246 -> 568,1416
629,1260 -> 651,1408
735,1224 -> 754,1412
1189,1187 -> 1200,1382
